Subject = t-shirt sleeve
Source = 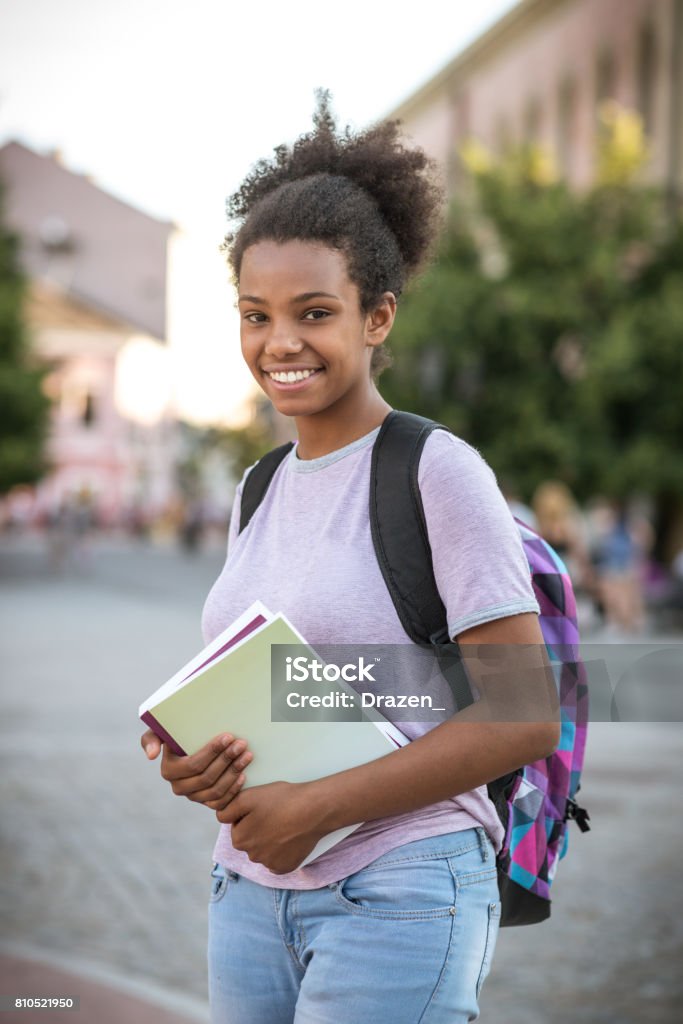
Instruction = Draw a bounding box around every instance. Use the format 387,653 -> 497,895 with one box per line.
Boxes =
418,430 -> 540,639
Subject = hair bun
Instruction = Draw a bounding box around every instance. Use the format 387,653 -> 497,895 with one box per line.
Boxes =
225,89 -> 444,278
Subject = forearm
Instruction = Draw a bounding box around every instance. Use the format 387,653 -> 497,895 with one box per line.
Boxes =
308,634 -> 559,831
308,714 -> 558,833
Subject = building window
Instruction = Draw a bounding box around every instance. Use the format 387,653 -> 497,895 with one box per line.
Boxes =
82,392 -> 96,428
61,380 -> 98,427
39,215 -> 75,254
637,21 -> 657,136
557,76 -> 577,179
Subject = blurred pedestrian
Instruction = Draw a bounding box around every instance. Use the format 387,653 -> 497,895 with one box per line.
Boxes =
531,480 -> 592,591
46,488 -> 94,572
179,497 -> 205,553
588,499 -> 647,635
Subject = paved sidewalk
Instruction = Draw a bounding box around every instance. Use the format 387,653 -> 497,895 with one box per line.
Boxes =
0,949 -> 208,1024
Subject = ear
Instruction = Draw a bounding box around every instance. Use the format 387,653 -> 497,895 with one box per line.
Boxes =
364,292 -> 397,350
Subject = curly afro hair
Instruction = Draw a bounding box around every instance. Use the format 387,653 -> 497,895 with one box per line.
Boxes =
221,89 -> 445,379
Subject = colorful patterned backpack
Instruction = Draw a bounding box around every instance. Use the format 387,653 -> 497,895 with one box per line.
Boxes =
239,409 -> 591,926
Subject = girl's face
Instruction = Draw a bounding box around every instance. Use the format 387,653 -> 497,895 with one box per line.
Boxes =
238,239 -> 395,419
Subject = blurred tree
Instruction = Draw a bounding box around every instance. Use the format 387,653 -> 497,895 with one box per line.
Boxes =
380,105 -> 683,560
0,180 -> 51,494
212,414 -> 277,477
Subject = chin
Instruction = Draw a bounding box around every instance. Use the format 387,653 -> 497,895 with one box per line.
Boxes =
271,397 -> 323,416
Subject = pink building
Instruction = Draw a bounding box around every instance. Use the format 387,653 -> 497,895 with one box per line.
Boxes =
387,0 -> 682,196
0,140 -> 179,526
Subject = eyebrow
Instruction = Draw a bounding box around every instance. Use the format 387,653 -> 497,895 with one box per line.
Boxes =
238,291 -> 340,305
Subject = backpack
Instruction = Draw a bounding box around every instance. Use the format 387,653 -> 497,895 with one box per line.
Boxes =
238,409 -> 591,926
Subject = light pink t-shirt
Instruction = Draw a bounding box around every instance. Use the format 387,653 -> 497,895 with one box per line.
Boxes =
201,424 -> 540,889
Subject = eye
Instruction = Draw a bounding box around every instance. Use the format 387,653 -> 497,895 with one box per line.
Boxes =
244,312 -> 267,324
302,309 -> 330,321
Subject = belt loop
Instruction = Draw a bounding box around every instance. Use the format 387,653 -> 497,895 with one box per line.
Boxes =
475,826 -> 488,862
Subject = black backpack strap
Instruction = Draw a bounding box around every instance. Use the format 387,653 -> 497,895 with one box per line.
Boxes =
370,410 -> 447,644
370,410 -> 474,710
238,442 -> 294,534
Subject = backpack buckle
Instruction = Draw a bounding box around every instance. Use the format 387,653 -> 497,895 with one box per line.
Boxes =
564,797 -> 591,833
429,627 -> 451,647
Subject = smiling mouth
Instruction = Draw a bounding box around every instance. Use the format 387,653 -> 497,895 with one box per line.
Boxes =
266,368 -> 323,383
264,366 -> 325,393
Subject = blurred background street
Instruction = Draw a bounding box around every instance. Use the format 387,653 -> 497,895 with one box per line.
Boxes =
1,532 -> 682,1023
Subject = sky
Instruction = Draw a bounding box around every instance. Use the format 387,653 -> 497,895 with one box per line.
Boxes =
0,0 -> 518,425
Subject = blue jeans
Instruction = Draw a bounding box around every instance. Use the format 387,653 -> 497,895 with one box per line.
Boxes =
207,826 -> 501,1023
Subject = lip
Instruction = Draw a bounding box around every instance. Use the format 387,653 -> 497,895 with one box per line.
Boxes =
263,367 -> 324,392
262,365 -> 323,373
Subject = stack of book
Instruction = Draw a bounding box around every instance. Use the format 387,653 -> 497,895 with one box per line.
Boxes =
139,601 -> 407,866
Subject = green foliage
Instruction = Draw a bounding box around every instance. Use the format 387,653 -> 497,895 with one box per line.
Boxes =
0,180 -> 51,494
380,129 -> 683,510
213,407 -> 277,477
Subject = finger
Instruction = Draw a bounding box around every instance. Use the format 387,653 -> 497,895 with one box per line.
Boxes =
170,743 -> 252,796
217,792 -> 249,825
160,732 -> 235,781
204,772 -> 247,811
190,748 -> 253,802
141,730 -> 162,759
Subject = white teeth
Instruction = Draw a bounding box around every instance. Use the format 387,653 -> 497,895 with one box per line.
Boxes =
268,369 -> 320,382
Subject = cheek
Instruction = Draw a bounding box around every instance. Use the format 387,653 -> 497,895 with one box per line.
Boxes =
240,333 -> 257,364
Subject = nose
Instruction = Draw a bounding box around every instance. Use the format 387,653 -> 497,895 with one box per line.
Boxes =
264,324 -> 304,358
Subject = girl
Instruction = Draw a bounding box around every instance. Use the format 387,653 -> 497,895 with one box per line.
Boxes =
142,93 -> 557,1023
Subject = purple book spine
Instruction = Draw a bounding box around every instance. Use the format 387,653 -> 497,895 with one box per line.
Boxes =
139,612 -> 269,756
140,711 -> 186,756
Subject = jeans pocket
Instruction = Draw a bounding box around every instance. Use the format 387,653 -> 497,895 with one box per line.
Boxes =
475,898 -> 502,998
209,861 -> 232,904
335,855 -> 458,920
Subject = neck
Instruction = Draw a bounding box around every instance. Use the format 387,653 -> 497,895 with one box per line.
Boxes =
293,385 -> 393,460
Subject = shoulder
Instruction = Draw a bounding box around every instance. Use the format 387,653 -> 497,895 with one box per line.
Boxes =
412,427 -> 539,635
237,459 -> 258,492
418,427 -> 498,491
226,460 -> 259,546
231,461 -> 257,509
416,426 -> 520,542
230,446 -> 292,533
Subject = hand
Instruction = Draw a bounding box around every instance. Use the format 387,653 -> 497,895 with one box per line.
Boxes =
140,729 -> 253,812
217,781 -> 326,874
